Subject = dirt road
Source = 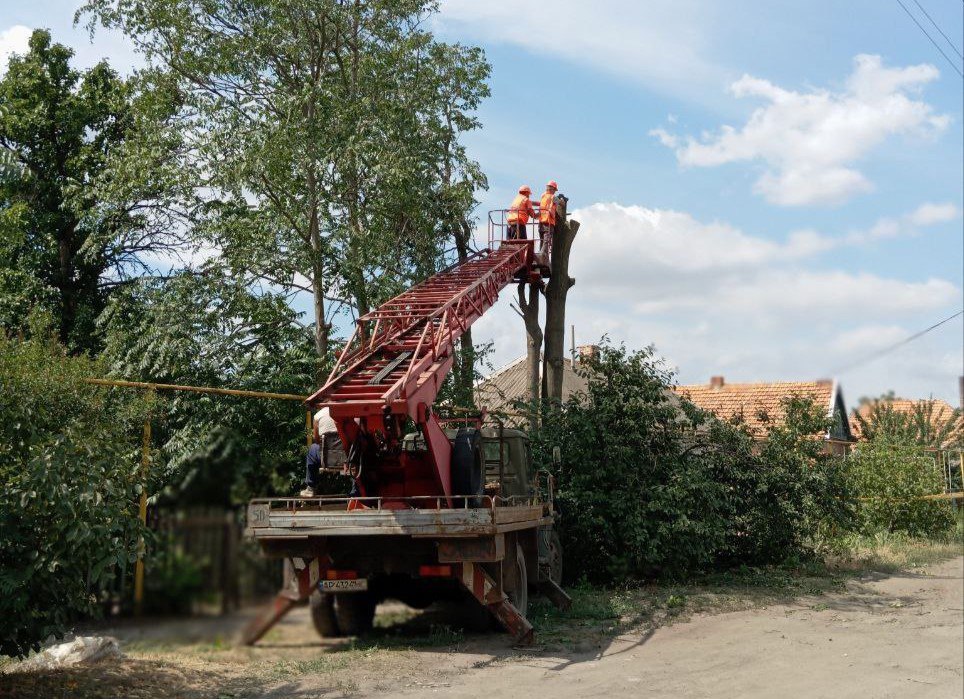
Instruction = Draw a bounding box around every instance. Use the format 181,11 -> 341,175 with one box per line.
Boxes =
381,556 -> 964,699
4,556 -> 962,698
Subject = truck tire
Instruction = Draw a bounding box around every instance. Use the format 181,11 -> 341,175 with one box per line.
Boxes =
309,591 -> 342,638
506,544 -> 528,616
451,427 -> 484,506
333,592 -> 376,636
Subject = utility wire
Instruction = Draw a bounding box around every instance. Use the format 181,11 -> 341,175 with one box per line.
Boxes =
911,0 -> 964,59
832,309 -> 964,375
895,0 -> 964,78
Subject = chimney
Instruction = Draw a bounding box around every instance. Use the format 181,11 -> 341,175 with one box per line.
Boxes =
710,376 -> 725,389
576,344 -> 599,363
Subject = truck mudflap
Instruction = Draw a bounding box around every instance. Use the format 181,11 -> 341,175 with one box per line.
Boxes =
457,561 -> 533,645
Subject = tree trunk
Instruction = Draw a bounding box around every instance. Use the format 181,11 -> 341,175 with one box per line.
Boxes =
517,282 -> 542,430
307,191 -> 329,377
542,197 -> 579,405
451,218 -> 476,406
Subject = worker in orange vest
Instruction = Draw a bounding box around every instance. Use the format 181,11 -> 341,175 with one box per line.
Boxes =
538,180 -> 558,254
506,185 -> 536,240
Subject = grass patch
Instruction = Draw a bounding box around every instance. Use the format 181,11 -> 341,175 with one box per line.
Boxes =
827,529 -> 963,574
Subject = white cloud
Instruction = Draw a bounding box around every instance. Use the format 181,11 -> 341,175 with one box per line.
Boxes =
437,0 -> 725,101
831,325 -> 907,354
0,25 -> 31,76
906,202 -> 960,227
654,55 -> 949,207
473,201 -> 962,404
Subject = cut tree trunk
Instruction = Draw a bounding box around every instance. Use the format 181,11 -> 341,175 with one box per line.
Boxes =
542,197 -> 579,405
517,282 -> 542,430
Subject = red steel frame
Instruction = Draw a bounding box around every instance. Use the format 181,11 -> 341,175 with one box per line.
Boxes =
306,232 -> 545,506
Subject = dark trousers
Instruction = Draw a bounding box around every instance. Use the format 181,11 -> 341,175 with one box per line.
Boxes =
507,223 -> 527,240
305,442 -> 323,489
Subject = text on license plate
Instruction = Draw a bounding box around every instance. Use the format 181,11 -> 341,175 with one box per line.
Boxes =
320,579 -> 368,592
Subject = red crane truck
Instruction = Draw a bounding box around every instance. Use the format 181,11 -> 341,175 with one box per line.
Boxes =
242,214 -> 569,646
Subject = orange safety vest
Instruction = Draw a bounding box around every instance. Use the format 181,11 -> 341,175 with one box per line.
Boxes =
539,191 -> 556,225
507,194 -> 534,225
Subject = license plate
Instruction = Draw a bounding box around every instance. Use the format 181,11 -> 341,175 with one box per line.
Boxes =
319,578 -> 368,592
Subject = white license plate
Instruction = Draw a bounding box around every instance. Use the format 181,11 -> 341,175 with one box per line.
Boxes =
320,578 -> 368,592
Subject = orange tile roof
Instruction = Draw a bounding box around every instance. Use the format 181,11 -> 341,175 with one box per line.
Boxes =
673,379 -> 836,438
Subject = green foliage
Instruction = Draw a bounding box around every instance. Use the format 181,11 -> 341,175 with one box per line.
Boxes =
99,269 -> 323,501
706,397 -> 856,564
81,0 -> 491,378
847,441 -> 954,537
853,398 -> 962,448
0,327 -> 149,657
532,341 -> 854,584
142,545 -> 206,616
0,30 -> 189,351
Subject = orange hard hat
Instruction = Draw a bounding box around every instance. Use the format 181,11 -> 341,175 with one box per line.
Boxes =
547,180 -> 558,190
519,185 -> 531,194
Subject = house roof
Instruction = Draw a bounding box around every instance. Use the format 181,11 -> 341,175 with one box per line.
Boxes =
475,355 -> 589,416
850,398 -> 962,443
673,378 -> 842,439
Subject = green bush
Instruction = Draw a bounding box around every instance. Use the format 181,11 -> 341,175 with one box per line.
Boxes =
142,544 -> 206,616
0,327 -> 149,658
848,441 -> 954,537
533,341 -> 853,584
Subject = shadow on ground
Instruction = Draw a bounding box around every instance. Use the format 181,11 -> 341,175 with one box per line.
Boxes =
2,555 -> 957,698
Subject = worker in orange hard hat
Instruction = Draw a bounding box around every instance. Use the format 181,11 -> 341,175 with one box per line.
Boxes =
538,180 -> 559,255
506,185 -> 536,240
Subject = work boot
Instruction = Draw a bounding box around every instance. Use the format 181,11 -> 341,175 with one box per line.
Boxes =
298,487 -> 317,498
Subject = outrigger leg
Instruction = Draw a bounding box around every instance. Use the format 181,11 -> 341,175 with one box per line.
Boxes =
240,557 -> 322,646
457,561 -> 533,645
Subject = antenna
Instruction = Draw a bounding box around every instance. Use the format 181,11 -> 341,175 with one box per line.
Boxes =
570,324 -> 576,363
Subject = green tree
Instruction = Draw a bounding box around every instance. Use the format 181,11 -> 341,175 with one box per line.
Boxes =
0,323 -> 149,657
848,441 -> 954,537
82,0 -> 490,383
853,399 -> 963,448
0,30 -> 190,351
99,267 -> 320,501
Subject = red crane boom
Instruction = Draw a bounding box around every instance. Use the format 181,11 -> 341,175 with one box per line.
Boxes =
306,232 -> 546,507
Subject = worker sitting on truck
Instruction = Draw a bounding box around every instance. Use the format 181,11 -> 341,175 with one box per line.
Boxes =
538,180 -> 558,255
506,185 -> 536,240
299,407 -> 340,498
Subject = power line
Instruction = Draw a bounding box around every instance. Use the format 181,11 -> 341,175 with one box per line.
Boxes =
911,0 -> 964,60
832,309 -> 964,375
895,0 -> 964,78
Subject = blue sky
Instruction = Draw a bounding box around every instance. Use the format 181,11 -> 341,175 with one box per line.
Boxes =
2,1 -> 962,405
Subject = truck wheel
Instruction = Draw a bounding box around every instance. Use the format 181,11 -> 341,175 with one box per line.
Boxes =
451,427 -> 484,506
309,591 -> 342,638
333,593 -> 376,636
506,544 -> 528,616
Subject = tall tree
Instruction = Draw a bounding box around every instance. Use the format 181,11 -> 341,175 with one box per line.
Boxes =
82,0 -> 490,382
0,30 -> 190,350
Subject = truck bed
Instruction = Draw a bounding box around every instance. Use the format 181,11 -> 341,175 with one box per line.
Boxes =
245,495 -> 552,539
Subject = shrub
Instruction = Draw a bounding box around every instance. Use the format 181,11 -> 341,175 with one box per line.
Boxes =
533,341 -> 854,584
848,441 -> 954,538
0,327 -> 149,658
